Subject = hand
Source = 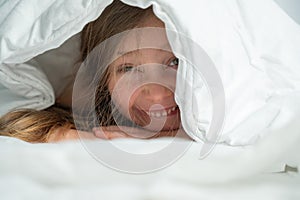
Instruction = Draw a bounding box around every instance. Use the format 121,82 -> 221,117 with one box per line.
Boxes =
48,128 -> 98,142
92,126 -> 190,140
92,126 -> 143,140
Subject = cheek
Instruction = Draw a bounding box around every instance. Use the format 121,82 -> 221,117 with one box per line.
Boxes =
109,78 -> 139,116
108,72 -> 149,123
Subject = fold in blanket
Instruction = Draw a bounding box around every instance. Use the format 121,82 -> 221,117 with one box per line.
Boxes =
0,62 -> 54,114
0,0 -> 113,115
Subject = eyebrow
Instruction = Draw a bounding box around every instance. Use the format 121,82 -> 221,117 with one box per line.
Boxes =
116,50 -> 139,58
116,43 -> 172,56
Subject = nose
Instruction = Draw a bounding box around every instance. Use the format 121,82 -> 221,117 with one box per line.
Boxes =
141,84 -> 173,102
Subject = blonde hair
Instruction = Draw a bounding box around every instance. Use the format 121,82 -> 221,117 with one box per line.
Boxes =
0,106 -> 74,143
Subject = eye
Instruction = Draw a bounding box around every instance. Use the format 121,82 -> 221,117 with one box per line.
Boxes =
117,64 -> 144,74
117,65 -> 134,73
168,57 -> 179,69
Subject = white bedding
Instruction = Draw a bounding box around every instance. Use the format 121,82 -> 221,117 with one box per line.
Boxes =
0,116 -> 300,200
1,0 -> 300,145
0,0 -> 300,198
1,93 -> 300,199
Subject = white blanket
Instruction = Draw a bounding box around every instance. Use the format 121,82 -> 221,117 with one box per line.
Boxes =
0,0 -> 110,114
0,1 -> 300,198
165,0 -> 300,145
0,115 -> 300,199
0,0 -> 300,145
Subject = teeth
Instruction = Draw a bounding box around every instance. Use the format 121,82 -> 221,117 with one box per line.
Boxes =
162,110 -> 167,116
146,106 -> 177,118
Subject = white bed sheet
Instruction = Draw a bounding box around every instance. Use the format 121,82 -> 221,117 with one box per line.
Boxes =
0,138 -> 299,200
1,0 -> 300,145
0,111 -> 299,200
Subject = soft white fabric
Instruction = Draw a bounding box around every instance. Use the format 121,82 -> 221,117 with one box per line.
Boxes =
0,1 -> 300,197
0,0 -> 299,146
0,0 -> 113,115
0,62 -> 55,113
27,33 -> 81,98
152,0 -> 300,145
0,115 -> 299,199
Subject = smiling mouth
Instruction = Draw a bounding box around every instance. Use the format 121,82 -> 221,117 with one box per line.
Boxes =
144,106 -> 179,118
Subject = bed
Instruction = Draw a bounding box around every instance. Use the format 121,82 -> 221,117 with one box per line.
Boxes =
0,0 -> 300,199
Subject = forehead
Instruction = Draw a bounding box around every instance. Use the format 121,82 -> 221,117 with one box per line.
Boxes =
115,48 -> 174,63
116,27 -> 172,56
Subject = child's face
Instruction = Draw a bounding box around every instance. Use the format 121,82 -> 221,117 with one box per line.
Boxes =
107,15 -> 180,133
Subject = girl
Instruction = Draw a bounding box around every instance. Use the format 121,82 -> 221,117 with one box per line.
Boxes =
0,0 -> 187,142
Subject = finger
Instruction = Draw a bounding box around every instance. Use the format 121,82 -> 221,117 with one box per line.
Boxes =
107,126 -> 154,138
93,127 -> 114,139
106,131 -> 129,139
49,129 -> 97,142
93,126 -> 138,137
93,129 -> 108,139
93,128 -> 128,140
93,126 -> 157,139
77,130 -> 98,140
93,126 -> 121,132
